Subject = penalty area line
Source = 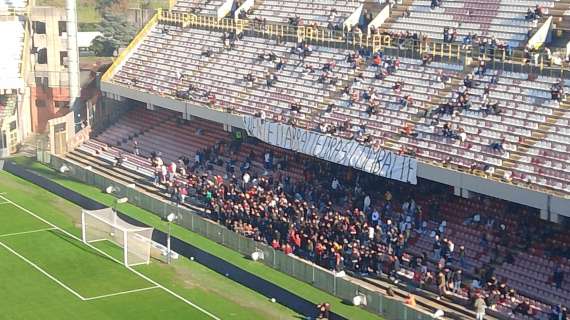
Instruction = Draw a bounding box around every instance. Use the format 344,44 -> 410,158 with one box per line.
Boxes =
0,227 -> 57,238
0,240 -> 87,301
84,286 -> 160,301
0,194 -> 221,320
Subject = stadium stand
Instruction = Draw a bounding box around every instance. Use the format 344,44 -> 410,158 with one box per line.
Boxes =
69,107 -> 570,319
108,16 -> 570,193
172,0 -> 224,16
91,0 -> 570,318
250,0 -> 365,28
385,0 -> 555,47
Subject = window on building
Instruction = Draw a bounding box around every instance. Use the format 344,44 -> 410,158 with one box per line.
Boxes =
37,48 -> 48,64
35,77 -> 49,89
32,21 -> 46,34
9,121 -> 17,131
35,99 -> 47,108
58,21 -> 67,36
54,123 -> 66,133
55,101 -> 69,108
60,51 -> 68,66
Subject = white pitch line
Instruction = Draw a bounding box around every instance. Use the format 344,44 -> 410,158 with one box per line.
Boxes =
84,286 -> 160,301
0,227 -> 57,238
0,201 -> 10,205
0,241 -> 87,301
0,194 -> 221,320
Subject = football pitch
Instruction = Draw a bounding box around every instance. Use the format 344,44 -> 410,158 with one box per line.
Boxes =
0,172 -> 300,320
0,193 -> 225,319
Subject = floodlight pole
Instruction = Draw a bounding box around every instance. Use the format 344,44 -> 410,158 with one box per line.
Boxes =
166,212 -> 176,264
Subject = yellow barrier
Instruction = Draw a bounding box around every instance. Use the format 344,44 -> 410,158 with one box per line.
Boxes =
101,11 -> 159,82
103,10 -> 567,82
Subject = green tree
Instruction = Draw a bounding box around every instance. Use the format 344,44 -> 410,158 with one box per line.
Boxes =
90,35 -> 117,56
92,13 -> 137,56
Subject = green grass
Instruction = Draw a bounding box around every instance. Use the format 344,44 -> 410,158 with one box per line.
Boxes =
78,6 -> 102,24
9,157 -> 383,320
0,168 -> 301,320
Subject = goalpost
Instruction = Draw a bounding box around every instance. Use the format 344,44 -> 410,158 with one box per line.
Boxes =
81,208 -> 154,266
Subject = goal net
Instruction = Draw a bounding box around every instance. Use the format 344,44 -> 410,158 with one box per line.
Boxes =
81,208 -> 154,266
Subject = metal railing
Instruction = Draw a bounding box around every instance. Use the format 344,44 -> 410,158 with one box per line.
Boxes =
151,10 -> 569,77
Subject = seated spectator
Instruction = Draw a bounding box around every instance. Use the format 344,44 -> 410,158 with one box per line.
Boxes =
550,304 -> 567,320
392,82 -> 402,93
421,53 -> 432,66
475,58 -> 486,76
437,70 -> 451,84
401,123 -> 417,137
464,73 -> 476,88
535,4 -> 544,18
513,300 -> 535,317
430,0 -> 440,10
290,102 -> 302,113
462,33 -> 473,49
265,72 -> 277,87
375,68 -> 387,80
373,54 -> 381,67
483,102 -> 501,116
551,83 -> 563,102
400,95 -> 413,108
244,73 -> 255,84
553,264 -> 564,289
489,140 -> 505,153
275,58 -> 285,71
303,64 -> 315,74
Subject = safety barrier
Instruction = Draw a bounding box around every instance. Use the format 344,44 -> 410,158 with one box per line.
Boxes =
149,10 -> 569,77
49,154 -> 437,320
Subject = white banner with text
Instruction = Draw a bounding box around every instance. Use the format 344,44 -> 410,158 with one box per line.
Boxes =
243,116 -> 417,184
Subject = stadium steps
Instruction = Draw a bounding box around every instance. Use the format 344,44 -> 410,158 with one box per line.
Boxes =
65,149 -> 164,196
100,111 -> 179,148
377,0 -> 416,33
501,100 -> 570,169
362,0 -> 387,19
548,0 -> 570,31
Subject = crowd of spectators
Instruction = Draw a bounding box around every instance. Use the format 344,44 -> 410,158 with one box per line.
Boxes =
137,132 -> 568,319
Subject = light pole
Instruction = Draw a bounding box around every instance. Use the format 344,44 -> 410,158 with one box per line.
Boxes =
166,212 -> 177,264
112,197 -> 129,214
106,186 -> 127,214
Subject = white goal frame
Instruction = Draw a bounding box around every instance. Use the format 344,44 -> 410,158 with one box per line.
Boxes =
81,208 -> 154,266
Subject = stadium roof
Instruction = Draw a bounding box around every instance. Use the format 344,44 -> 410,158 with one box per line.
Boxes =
0,18 -> 25,91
